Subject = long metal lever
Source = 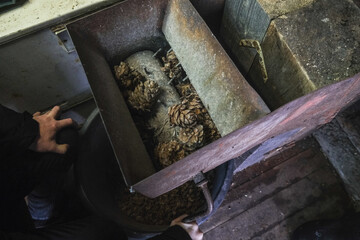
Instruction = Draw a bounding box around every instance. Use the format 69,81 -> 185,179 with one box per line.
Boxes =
183,172 -> 214,223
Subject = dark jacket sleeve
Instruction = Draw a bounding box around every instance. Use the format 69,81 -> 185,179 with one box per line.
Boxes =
0,105 -> 39,159
148,226 -> 192,240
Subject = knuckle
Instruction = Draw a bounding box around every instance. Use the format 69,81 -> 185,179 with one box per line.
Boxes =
52,122 -> 58,129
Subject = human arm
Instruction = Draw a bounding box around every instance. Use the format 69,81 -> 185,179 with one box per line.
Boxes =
0,105 -> 39,158
29,106 -> 75,154
0,105 -> 75,159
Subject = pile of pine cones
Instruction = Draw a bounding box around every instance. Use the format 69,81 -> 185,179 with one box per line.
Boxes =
155,86 -> 221,168
114,51 -> 221,226
154,50 -> 221,169
114,62 -> 160,112
120,181 -> 203,225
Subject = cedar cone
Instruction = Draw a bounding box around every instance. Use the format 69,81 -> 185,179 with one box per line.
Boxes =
183,94 -> 205,116
114,62 -> 143,89
185,93 -> 221,142
128,80 -> 160,111
178,125 -> 204,150
168,104 -> 197,128
161,50 -> 182,80
176,83 -> 195,98
203,117 -> 221,141
155,140 -> 186,168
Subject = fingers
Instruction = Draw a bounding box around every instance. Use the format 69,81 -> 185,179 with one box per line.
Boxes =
48,106 -> 61,118
53,143 -> 69,154
33,112 -> 41,117
171,214 -> 204,240
57,118 -> 75,129
171,214 -> 188,226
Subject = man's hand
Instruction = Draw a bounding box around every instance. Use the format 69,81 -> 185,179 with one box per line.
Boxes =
29,106 -> 75,154
171,215 -> 204,240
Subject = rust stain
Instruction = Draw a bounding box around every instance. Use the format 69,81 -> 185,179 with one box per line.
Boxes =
165,170 -> 176,177
167,0 -> 269,133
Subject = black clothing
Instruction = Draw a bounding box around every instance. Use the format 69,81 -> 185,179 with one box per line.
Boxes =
0,105 -> 191,240
0,215 -> 126,240
292,213 -> 360,240
0,105 -> 38,158
149,226 -> 192,240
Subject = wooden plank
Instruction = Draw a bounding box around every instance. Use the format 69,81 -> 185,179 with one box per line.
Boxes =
203,167 -> 348,239
247,22 -> 316,109
336,100 -> 360,153
247,0 -> 360,109
133,73 -> 360,198
251,185 -> 352,240
233,137 -> 317,186
273,0 -> 360,90
220,0 -> 271,73
313,119 -> 360,204
200,146 -> 325,232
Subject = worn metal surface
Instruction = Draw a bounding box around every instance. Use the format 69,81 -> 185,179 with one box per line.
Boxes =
0,29 -> 91,113
183,172 -> 214,223
162,0 -> 270,136
67,0 -> 269,186
239,39 -> 268,83
133,73 -> 360,198
67,0 -> 173,186
126,51 -> 181,143
67,0 -> 169,67
189,0 -> 225,34
220,0 -> 270,74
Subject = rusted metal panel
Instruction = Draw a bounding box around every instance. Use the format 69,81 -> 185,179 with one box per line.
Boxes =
162,0 -> 270,136
67,0 -> 269,187
189,0 -> 225,33
133,73 -> 360,198
66,0 -> 170,186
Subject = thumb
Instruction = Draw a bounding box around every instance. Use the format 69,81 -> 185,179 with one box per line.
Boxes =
171,214 -> 188,226
33,111 -> 41,117
54,143 -> 70,154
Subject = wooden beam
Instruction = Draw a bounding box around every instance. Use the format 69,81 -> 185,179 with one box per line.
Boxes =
133,73 -> 360,198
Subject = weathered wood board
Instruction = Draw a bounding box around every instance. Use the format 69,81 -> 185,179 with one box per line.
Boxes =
202,138 -> 353,240
313,100 -> 360,208
222,0 -> 360,109
133,73 -> 360,198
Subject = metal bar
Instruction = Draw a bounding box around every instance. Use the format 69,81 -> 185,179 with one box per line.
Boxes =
133,73 -> 360,198
152,48 -> 162,57
182,173 -> 213,223
239,39 -> 268,83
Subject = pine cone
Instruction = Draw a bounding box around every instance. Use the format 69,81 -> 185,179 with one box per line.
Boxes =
161,50 -> 182,80
128,80 -> 160,111
185,94 -> 204,116
178,125 -> 204,150
114,62 -> 143,89
155,140 -> 186,168
203,116 -> 221,142
114,62 -> 129,78
168,104 -> 197,128
177,84 -> 195,98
